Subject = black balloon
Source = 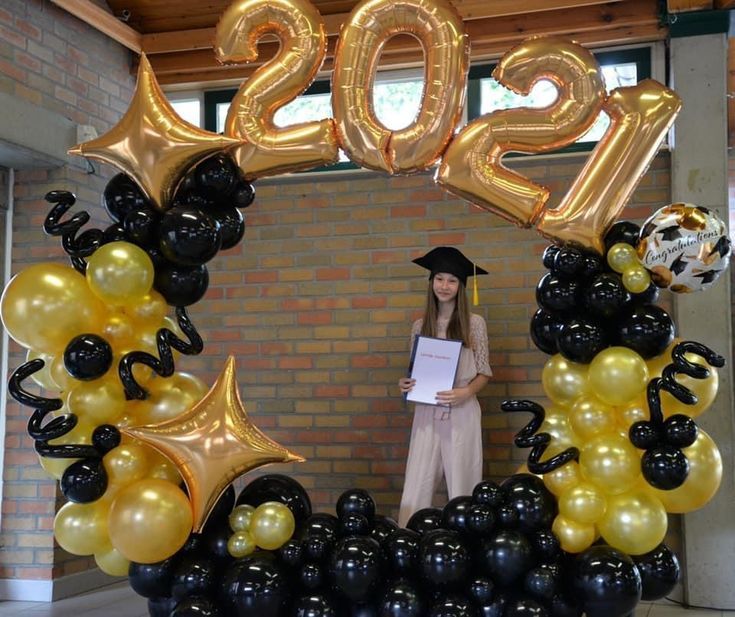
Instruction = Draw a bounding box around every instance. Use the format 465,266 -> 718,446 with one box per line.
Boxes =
557,318 -> 608,364
203,485 -> 236,532
278,538 -> 304,569
384,529 -> 420,575
530,309 -> 564,355
553,248 -> 584,277
339,512 -> 371,537
329,536 -> 383,603
154,262 -> 209,307
406,507 -> 443,535
60,457 -> 108,503
532,530 -> 560,562
477,590 -> 509,617
419,530 -> 470,589
578,254 -> 603,280
172,596 -> 220,616
477,530 -> 533,587
466,503 -> 495,537
148,596 -> 178,617
232,180 -> 256,209
472,482 -> 504,508
629,421 -> 660,450
504,598 -> 549,616
495,504 -> 520,529
468,577 -> 494,605
617,305 -> 675,359
336,489 -> 376,522
302,533 -> 335,564
632,544 -> 680,601
63,333 -> 113,381
524,565 -> 559,602
542,245 -> 560,270
238,474 -> 312,525
299,562 -> 324,590
584,273 -> 630,319
208,204 -> 245,250
172,555 -> 218,603
292,593 -> 339,617
604,221 -> 641,251
123,207 -> 160,250
641,446 -> 689,490
103,173 -> 149,222
429,594 -> 477,617
196,154 -> 238,196
535,274 -> 579,313
662,414 -> 698,448
442,496 -> 473,534
571,545 -> 642,617
102,222 -> 128,244
550,594 -> 582,617
301,513 -> 339,541
91,424 -> 121,454
501,475 -> 557,533
220,556 -> 289,616
204,524 -> 233,564
159,206 -> 221,266
631,282 -> 659,305
380,579 -> 424,617
129,559 -> 176,598
370,515 -> 398,544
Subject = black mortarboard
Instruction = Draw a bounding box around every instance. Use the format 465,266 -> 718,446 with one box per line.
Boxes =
412,246 -> 488,286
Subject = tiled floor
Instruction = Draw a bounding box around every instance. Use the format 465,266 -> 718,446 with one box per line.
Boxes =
0,583 -> 728,616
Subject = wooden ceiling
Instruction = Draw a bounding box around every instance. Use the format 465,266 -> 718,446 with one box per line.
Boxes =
51,0 -> 730,87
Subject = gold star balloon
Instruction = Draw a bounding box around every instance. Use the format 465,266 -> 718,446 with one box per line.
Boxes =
69,53 -> 239,211
121,356 -> 305,532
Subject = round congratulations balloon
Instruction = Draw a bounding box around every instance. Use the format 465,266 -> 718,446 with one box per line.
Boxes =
637,203 -> 731,293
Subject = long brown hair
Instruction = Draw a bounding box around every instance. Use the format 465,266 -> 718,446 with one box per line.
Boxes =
420,276 -> 471,346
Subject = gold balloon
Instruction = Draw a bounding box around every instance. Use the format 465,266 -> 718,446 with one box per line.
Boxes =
622,264 -> 651,294
215,0 -> 338,178
543,461 -> 581,497
438,36 -> 605,227
559,482 -> 607,524
229,504 -> 256,532
615,395 -> 649,430
542,355 -> 589,405
569,396 -> 616,440
333,0 -> 468,174
123,290 -> 168,327
95,544 -> 131,577
54,501 -> 109,556
146,450 -> 182,485
661,357 -> 718,419
538,410 -> 575,461
26,349 -> 60,391
588,347 -> 648,406
101,311 -> 136,349
69,54 -> 238,211
597,490 -> 667,555
86,242 -> 154,306
537,81 -> 681,254
1,263 -> 106,352
606,243 -> 639,273
250,501 -> 296,550
103,443 -> 151,487
130,371 -> 208,426
50,355 -> 78,392
39,417 -> 95,479
579,433 -> 641,495
122,357 -> 305,532
66,376 -> 126,425
228,530 -> 257,558
552,514 -> 596,554
646,429 -> 722,513
108,479 -> 193,563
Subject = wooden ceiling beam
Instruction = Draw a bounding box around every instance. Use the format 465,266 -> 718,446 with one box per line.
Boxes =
666,0 -> 713,11
50,0 -> 142,52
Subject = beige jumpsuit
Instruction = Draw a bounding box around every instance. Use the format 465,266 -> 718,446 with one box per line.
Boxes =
398,313 -> 492,527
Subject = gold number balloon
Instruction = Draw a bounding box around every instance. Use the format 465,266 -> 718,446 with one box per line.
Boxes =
332,0 -> 469,173
537,80 -> 682,254
215,0 -> 338,178
437,36 -> 605,226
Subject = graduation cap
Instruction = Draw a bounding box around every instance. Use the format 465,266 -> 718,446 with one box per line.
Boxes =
412,246 -> 488,305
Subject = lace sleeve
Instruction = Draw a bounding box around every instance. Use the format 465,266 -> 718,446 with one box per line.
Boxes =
410,318 -> 423,352
470,314 -> 492,376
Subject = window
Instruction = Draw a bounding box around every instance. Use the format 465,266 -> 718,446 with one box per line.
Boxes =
169,92 -> 203,128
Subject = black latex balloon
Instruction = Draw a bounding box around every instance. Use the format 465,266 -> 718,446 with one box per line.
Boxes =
102,222 -> 128,244
208,204 -> 245,250
292,593 -> 339,617
60,458 -> 107,503
148,596 -> 178,617
238,474 -> 312,525
419,530 -> 470,589
472,482 -> 504,508
339,512 -> 371,537
532,530 -> 561,562
468,576 -> 494,605
196,154 -> 238,196
429,594 -> 477,617
380,579 -> 425,617
542,246 -> 560,270
477,590 -> 509,617
171,596 -> 220,617
129,559 -> 176,599
557,318 -> 608,364
299,562 -> 324,590
495,504 -> 520,529
328,536 -> 383,603
550,594 -> 582,617
175,190 -> 213,212
203,524 -> 233,565
477,530 -> 533,587
617,305 -> 675,359
632,544 -> 681,601
384,528 -> 420,575
571,545 -> 642,617
584,273 -> 631,319
159,206 -> 222,266
578,254 -> 603,280
172,555 -> 218,603
302,533 -> 335,564
629,421 -> 660,450
530,309 -> 564,355
203,485 -> 236,532
154,262 -> 209,307
370,515 -> 399,545
63,334 -> 112,381
219,556 -> 289,616
336,489 -> 376,522
504,598 -> 549,616
553,248 -> 584,277
406,507 -> 443,535
466,503 -> 495,537
91,424 -> 121,454
301,513 -> 339,541
123,207 -> 160,249
232,180 -> 256,209
641,446 -> 689,490
630,282 -> 659,305
278,538 -> 304,569
501,475 -> 557,533
525,565 -> 560,602
535,274 -> 579,313
604,221 -> 641,251
662,414 -> 698,448
103,173 -> 149,222
442,496 -> 473,534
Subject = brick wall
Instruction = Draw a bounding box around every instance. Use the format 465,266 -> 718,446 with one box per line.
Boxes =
1,0 -> 134,582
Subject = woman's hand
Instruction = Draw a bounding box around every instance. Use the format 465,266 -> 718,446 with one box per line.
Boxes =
435,386 -> 471,407
399,378 -> 416,395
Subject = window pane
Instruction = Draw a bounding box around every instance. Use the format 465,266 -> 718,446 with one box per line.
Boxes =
373,80 -> 423,130
171,99 -> 201,127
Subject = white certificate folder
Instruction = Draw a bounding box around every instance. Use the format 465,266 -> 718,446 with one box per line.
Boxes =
406,336 -> 463,406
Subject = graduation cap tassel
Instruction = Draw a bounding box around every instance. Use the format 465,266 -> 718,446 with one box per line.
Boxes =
473,263 -> 479,306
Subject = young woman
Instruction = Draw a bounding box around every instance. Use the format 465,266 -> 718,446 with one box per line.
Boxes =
397,246 -> 492,527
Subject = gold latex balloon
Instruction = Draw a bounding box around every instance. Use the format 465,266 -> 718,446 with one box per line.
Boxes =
537,81 -> 681,254
26,349 -> 60,391
660,356 -> 718,419
552,514 -> 596,554
95,544 -> 131,577
215,0 -> 338,178
646,429 -> 722,513
122,357 -> 305,532
101,311 -> 137,349
559,482 -> 607,524
538,410 -> 575,461
543,461 -> 581,497
622,264 -> 651,294
569,396 -> 616,440
130,371 -> 208,426
54,501 -> 109,556
39,417 -> 95,479
66,376 -> 126,425
597,490 -> 667,555
615,395 -> 648,430
228,530 -> 257,558
123,290 -> 167,327
103,443 -> 151,487
542,355 -> 589,405
579,433 -> 641,495
588,347 -> 648,406
229,504 -> 256,532
146,450 -> 182,485
250,501 -> 296,550
108,478 -> 193,563
1,263 -> 106,352
50,355 -> 78,392
86,242 -> 154,306
606,243 -> 639,273
333,0 -> 468,174
69,54 -> 238,211
438,36 -> 605,227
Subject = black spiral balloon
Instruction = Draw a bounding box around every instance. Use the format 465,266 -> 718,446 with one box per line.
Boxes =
501,399 -> 580,474
43,190 -> 104,274
118,306 -> 204,400
9,359 -> 100,459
